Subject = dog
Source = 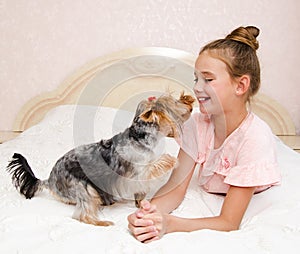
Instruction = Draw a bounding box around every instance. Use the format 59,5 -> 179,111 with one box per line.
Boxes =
6,92 -> 194,226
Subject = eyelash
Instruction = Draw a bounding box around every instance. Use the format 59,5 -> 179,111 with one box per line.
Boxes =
194,77 -> 213,83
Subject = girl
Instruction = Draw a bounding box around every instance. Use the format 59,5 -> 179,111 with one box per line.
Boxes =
127,26 -> 281,243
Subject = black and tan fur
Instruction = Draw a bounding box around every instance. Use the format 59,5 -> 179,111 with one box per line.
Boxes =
6,93 -> 194,226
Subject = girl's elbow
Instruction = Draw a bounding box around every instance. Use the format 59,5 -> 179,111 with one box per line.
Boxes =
225,221 -> 241,231
225,224 -> 240,232
219,217 -> 241,231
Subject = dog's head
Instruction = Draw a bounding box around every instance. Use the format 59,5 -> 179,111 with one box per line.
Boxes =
134,92 -> 195,138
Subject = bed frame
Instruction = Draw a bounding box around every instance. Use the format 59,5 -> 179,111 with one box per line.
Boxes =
13,47 -> 296,136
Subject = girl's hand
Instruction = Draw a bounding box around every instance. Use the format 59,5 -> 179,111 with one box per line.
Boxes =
142,210 -> 169,243
127,200 -> 163,243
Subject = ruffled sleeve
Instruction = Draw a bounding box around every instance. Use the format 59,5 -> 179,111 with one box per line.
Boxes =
224,163 -> 281,187
223,115 -> 281,187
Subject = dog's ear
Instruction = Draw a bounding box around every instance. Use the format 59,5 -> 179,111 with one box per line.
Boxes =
140,110 -> 160,123
139,110 -> 177,137
179,92 -> 195,111
134,100 -> 149,119
162,117 -> 178,138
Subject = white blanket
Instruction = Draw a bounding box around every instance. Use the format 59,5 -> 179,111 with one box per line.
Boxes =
1,105 -> 300,254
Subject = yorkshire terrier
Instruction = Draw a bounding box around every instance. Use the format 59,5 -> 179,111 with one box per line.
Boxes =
6,92 -> 194,226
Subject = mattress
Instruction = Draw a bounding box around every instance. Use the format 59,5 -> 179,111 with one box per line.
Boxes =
1,105 -> 300,254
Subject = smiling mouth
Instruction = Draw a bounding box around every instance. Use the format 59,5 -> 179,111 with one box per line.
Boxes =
198,97 -> 210,102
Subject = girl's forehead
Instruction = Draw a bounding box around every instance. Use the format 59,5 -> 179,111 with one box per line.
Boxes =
195,52 -> 227,75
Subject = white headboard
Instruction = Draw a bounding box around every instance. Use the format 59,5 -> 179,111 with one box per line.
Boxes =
13,47 -> 296,136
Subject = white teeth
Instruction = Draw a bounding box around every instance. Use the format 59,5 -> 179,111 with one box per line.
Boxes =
198,97 -> 210,101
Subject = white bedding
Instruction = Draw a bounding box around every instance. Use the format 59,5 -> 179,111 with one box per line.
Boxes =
1,105 -> 300,254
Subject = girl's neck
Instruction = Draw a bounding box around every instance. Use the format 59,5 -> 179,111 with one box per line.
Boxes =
212,108 -> 248,149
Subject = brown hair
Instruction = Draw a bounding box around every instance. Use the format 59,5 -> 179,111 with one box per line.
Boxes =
199,26 -> 261,100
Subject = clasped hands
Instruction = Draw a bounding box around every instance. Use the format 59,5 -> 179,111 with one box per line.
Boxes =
127,200 -> 168,243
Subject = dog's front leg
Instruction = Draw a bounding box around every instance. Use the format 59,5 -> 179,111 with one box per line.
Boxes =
133,155 -> 177,208
147,154 -> 178,180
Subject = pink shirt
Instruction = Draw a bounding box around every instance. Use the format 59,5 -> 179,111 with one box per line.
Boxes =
179,112 -> 281,194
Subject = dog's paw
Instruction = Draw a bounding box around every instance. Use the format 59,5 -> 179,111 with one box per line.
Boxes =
147,154 -> 178,179
99,220 -> 114,226
134,192 -> 146,208
160,154 -> 178,170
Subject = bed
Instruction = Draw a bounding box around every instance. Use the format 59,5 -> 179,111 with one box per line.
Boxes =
1,47 -> 300,254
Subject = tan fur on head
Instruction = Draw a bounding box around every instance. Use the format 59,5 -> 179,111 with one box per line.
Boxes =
138,92 -> 195,138
139,109 -> 161,123
139,110 -> 178,137
179,92 -> 195,112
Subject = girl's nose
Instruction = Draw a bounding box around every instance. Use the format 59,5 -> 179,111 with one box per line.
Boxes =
193,77 -> 205,92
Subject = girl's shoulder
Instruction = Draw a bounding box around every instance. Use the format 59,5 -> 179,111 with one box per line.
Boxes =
242,112 -> 275,141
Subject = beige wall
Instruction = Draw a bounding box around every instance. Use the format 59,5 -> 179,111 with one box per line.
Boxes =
1,0 -> 299,134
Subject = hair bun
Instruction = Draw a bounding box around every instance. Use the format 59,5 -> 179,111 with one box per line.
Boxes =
225,26 -> 260,50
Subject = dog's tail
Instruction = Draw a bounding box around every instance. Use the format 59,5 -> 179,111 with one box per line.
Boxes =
6,153 -> 44,199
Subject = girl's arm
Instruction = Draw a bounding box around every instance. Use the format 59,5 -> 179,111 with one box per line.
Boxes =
135,185 -> 255,243
164,185 -> 255,233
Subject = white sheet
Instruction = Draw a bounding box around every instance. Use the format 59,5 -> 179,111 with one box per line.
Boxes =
1,105 -> 300,254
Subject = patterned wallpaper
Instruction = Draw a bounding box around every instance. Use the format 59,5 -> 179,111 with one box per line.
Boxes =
0,0 -> 299,133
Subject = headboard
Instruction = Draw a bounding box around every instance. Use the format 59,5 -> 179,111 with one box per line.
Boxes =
13,47 -> 296,136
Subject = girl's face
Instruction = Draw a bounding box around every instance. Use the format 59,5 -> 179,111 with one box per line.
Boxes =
193,51 -> 237,116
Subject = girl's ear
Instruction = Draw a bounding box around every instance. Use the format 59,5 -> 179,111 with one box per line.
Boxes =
235,75 -> 250,95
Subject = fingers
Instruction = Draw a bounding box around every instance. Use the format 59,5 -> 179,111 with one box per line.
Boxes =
128,215 -> 153,227
135,200 -> 157,218
143,236 -> 160,244
127,201 -> 161,243
138,232 -> 159,243
128,223 -> 159,243
139,200 -> 151,210
127,212 -> 159,243
129,224 -> 158,237
140,200 -> 157,213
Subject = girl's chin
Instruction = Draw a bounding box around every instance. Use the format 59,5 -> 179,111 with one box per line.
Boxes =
199,103 -> 211,115
198,102 -> 223,116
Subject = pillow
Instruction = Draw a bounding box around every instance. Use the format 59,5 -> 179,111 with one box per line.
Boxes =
24,104 -> 180,156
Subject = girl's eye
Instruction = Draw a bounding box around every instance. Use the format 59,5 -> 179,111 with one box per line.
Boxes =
194,76 -> 213,84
